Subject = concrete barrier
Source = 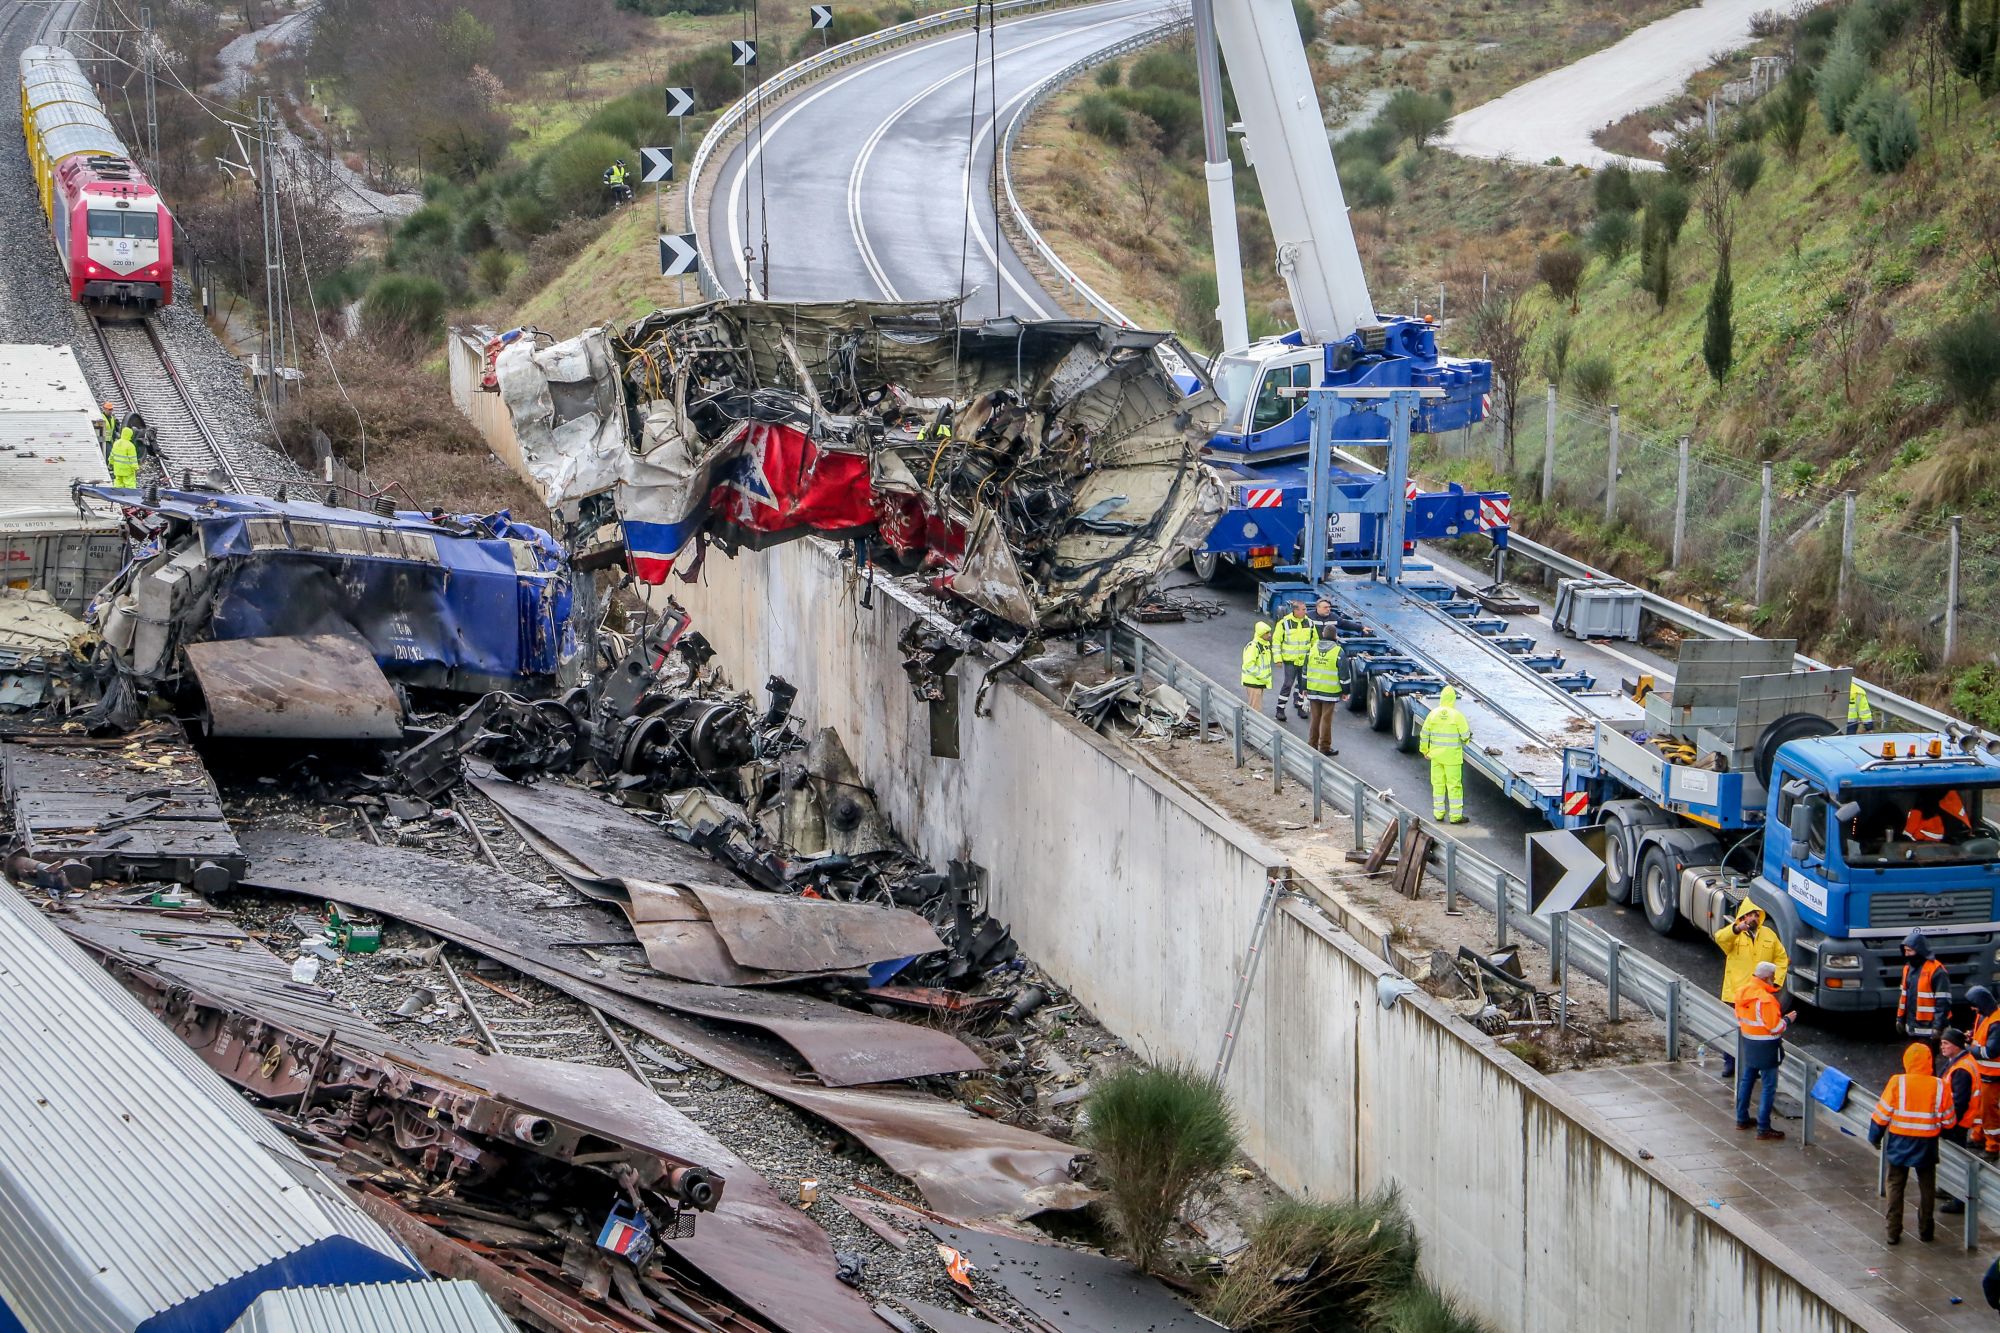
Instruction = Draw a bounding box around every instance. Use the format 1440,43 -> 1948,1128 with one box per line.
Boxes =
661,537 -> 1887,1333
444,330 -> 538,497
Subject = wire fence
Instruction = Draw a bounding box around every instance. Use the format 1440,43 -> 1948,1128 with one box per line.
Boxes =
1436,387 -> 1994,666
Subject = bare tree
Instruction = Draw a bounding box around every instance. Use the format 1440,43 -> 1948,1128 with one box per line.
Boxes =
1466,284 -> 1539,476
1121,144 -> 1166,228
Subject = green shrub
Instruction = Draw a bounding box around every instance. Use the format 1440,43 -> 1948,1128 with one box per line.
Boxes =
1112,85 -> 1202,153
361,273 -> 447,347
1929,308 -> 2000,420
1340,157 -> 1395,209
1374,1279 -> 1492,1333
1176,269 -> 1222,354
1076,90 -> 1131,144
1593,162 -> 1641,214
1336,122 -> 1401,166
1082,1063 -> 1238,1272
536,130 -> 631,215
472,247 -> 516,296
1953,662 -> 2000,725
1589,210 -> 1634,261
1094,60 -> 1121,88
1848,83 -> 1919,172
1129,48 -> 1196,93
668,47 -> 741,112
1767,82 -> 1809,160
789,8 -> 882,57
1535,242 -> 1586,311
500,189 -> 555,238
1206,1192 -> 1423,1332
1725,143 -> 1765,194
584,94 -> 675,153
1817,36 -> 1870,132
1382,88 -> 1451,150
1294,0 -> 1319,41
1541,321 -> 1573,386
455,209 -> 496,254
1649,180 -> 1691,243
1570,353 -> 1616,404
397,203 -> 454,246
1639,209 -> 1671,309
1703,260 -> 1734,383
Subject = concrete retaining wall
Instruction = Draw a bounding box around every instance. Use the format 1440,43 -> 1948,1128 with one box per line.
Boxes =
661,537 -> 1884,1333
445,331 -> 538,497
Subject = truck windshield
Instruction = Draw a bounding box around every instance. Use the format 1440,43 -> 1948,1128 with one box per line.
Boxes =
1211,356 -> 1260,432
1840,784 -> 2000,868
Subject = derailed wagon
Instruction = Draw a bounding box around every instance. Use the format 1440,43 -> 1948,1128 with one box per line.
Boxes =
494,300 -> 1225,634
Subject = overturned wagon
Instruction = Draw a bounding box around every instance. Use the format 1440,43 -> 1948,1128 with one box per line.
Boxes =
496,300 -> 1224,633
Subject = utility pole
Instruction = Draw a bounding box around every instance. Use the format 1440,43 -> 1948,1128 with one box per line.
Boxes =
140,7 -> 159,172
1189,0 -> 1247,352
256,95 -> 289,415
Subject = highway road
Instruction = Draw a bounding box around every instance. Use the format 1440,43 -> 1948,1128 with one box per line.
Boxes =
704,0 -> 1173,308
692,0 -> 1908,1086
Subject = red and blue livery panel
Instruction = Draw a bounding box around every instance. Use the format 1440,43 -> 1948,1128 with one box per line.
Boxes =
19,44 -> 173,312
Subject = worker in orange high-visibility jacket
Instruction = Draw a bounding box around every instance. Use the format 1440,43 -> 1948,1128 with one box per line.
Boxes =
1871,1042 -> 1954,1245
1968,986 -> 2000,1156
1938,1027 -> 1985,1216
1898,928 -> 1950,1049
1733,961 -> 1794,1139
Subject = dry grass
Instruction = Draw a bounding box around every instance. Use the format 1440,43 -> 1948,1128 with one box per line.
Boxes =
276,338 -> 549,524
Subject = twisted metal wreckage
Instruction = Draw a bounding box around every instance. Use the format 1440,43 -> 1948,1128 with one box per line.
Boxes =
493,299 -> 1224,635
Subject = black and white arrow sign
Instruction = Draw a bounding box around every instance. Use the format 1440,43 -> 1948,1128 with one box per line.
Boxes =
639,146 -> 675,183
731,39 -> 757,65
664,86 -> 695,117
1527,826 -> 1608,917
659,233 -> 700,278
810,5 -> 833,27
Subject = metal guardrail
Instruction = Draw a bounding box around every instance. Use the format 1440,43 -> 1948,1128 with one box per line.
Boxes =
996,15 -> 1189,322
683,0 -> 1081,299
1107,620 -> 2000,1248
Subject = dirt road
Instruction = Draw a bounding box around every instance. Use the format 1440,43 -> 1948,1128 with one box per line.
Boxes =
1441,0 -> 1772,169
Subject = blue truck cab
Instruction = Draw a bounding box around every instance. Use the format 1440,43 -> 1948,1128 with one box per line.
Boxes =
1194,320 -> 1502,579
1760,735 -> 2000,1011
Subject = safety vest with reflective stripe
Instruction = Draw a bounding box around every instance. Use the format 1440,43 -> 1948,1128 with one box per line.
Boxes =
1948,1051 -> 1988,1133
108,429 -> 139,487
100,411 -> 118,445
1899,958 -> 1949,1032
1303,639 -> 1342,699
1420,705 -> 1472,757
607,163 -> 628,185
1849,681 -> 1873,724
1973,1010 -> 2000,1083
1274,614 -> 1315,665
1874,1073 -> 1951,1138
1240,639 -> 1273,688
1734,978 -> 1789,1040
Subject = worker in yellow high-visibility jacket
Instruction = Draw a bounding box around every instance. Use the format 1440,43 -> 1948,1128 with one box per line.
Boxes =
108,425 -> 140,488
1848,678 -> 1874,734
1419,685 -> 1473,824
1240,622 -> 1274,714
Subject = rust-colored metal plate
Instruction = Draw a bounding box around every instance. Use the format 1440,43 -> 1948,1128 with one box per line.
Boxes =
688,882 -> 943,974
185,633 -> 403,740
237,830 -> 984,1086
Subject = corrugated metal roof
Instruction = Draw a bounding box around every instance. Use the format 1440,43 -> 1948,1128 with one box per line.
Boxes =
224,1281 -> 517,1333
0,345 -> 113,523
20,46 -> 130,163
0,887 -> 420,1333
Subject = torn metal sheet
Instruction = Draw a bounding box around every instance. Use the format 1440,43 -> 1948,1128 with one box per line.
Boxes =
495,301 -> 1224,632
236,829 -> 984,1085
529,968 -> 1090,1224
1,722 -> 244,888
185,633 -> 403,740
471,771 -> 733,896
0,587 -> 90,658
688,881 -> 943,974
922,1224 -> 1220,1332
897,1299 -> 1011,1332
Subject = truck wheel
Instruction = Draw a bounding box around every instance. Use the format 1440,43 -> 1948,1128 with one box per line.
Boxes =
1344,662 -> 1369,713
1603,819 -> 1636,906
1369,678 -> 1394,732
1393,696 -> 1419,753
1639,844 -> 1680,935
1190,550 -> 1223,585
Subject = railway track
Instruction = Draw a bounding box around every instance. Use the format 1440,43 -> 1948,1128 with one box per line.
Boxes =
90,315 -> 250,492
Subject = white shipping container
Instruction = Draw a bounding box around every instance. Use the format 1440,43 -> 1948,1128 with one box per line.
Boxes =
0,343 -> 125,613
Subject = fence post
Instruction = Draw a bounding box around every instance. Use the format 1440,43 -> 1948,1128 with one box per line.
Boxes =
1132,637 -> 1146,683
1799,1050 -> 1817,1147
1232,704 -> 1245,767
1311,754 -> 1323,823
1271,729 -> 1283,793
1352,780 -> 1367,850
1672,435 -> 1690,568
1837,491 -> 1856,611
1495,877 -> 1509,947
1549,912 -> 1564,984
1443,840 -> 1458,914
1542,385 -> 1557,502
1755,462 -> 1774,605
1603,404 -> 1620,525
1947,515 -> 1963,662
1666,978 -> 1683,1060
1198,681 -> 1211,739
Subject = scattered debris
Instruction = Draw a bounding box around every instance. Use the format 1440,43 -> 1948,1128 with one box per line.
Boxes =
922,1222 -> 1218,1332
494,300 -> 1225,635
1068,673 -> 1195,737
